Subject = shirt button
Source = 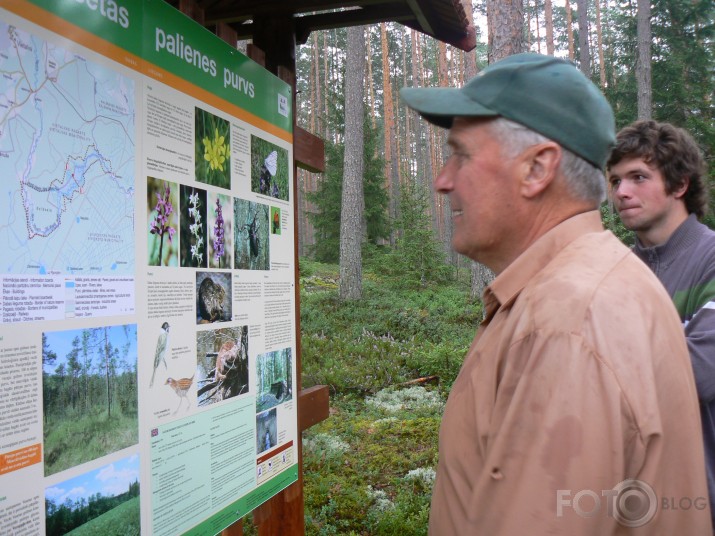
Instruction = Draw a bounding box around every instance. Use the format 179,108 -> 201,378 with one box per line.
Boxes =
490,467 -> 503,480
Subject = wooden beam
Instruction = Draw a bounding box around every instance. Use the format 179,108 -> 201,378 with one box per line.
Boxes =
252,16 -> 296,75
203,0 -> 389,24
221,519 -> 243,535
294,127 -> 325,173
298,385 -> 330,432
246,44 -> 266,68
215,21 -> 238,47
293,4 -> 413,43
256,482 -> 305,535
178,0 -> 204,25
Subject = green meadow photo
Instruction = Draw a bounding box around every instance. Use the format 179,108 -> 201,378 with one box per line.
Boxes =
42,325 -> 138,477
45,455 -> 140,535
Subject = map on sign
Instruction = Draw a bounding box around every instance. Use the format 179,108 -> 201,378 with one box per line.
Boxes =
0,22 -> 135,275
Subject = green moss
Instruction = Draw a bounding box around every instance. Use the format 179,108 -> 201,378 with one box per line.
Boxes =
297,259 -> 478,534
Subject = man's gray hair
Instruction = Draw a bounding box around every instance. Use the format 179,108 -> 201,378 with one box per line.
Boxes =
489,117 -> 606,204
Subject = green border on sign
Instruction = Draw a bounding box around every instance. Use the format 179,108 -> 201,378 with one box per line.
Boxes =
183,464 -> 299,535
23,0 -> 144,56
143,0 -> 292,132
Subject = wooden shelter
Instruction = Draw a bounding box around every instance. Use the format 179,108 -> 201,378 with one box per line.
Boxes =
165,1 -> 475,534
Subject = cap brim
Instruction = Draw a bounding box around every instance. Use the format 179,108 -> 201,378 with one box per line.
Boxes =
399,86 -> 498,129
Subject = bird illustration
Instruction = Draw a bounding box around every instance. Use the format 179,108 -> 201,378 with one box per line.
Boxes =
150,322 -> 170,387
166,374 -> 194,414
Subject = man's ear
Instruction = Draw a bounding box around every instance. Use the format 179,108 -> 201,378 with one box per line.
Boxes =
519,142 -> 561,199
672,177 -> 689,199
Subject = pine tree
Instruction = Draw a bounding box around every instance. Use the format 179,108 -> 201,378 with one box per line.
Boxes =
307,117 -> 389,263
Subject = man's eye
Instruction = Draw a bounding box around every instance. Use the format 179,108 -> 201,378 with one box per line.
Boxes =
609,179 -> 621,189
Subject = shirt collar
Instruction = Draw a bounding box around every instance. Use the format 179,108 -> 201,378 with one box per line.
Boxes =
483,211 -> 605,316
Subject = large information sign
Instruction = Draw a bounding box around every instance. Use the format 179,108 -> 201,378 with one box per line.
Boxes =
0,1 -> 298,534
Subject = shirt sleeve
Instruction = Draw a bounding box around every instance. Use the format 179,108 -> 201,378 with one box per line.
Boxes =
683,285 -> 715,403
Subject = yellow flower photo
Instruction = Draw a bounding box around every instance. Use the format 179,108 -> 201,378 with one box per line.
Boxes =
195,107 -> 231,189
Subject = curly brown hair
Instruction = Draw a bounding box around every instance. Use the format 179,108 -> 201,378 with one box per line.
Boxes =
607,120 -> 708,218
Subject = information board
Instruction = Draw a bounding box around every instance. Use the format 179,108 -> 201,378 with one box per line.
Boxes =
0,1 -> 298,534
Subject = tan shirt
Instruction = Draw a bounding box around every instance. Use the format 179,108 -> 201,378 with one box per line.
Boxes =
429,211 -> 711,535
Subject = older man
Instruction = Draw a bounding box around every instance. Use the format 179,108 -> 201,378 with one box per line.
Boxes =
401,53 -> 710,534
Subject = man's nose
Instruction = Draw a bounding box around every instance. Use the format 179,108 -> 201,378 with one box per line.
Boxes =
434,162 -> 453,194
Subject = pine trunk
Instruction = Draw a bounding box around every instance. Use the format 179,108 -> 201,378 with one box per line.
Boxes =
487,0 -> 525,62
595,0 -> 606,87
323,31 -> 330,140
545,0 -> 555,55
339,26 -> 366,301
636,0 -> 652,119
380,23 -> 398,246
366,28 -> 377,129
104,328 -> 111,418
535,0 -> 541,54
576,0 -> 591,76
566,0 -> 575,60
412,32 -> 437,231
401,29 -> 410,183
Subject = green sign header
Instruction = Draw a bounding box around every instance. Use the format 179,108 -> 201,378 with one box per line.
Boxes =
25,0 -> 292,133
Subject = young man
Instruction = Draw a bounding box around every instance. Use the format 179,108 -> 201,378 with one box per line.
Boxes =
608,120 -> 715,530
401,54 -> 711,534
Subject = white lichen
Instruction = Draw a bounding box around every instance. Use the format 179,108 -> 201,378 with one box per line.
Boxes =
367,485 -> 395,512
303,433 -> 350,459
404,467 -> 436,485
366,386 -> 444,413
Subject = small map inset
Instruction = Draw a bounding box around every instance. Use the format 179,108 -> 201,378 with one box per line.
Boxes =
0,23 -> 135,275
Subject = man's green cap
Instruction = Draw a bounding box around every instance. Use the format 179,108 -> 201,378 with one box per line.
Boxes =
400,53 -> 615,169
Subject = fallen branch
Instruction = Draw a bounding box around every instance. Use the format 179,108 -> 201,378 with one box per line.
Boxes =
395,375 -> 440,388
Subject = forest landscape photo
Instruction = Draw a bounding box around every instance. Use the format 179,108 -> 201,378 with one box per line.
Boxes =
42,325 -> 138,477
256,348 -> 292,413
45,455 -> 140,536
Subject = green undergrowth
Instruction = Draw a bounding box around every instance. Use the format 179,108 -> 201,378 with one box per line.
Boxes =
299,258 -> 479,394
244,257 -> 479,534
302,390 -> 442,535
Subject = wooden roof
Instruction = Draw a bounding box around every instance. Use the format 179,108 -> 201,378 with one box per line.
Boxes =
167,0 -> 476,52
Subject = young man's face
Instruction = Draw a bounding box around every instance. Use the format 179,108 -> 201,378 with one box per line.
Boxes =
608,156 -> 686,246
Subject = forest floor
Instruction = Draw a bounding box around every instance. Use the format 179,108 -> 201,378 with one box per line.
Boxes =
245,256 -> 480,535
